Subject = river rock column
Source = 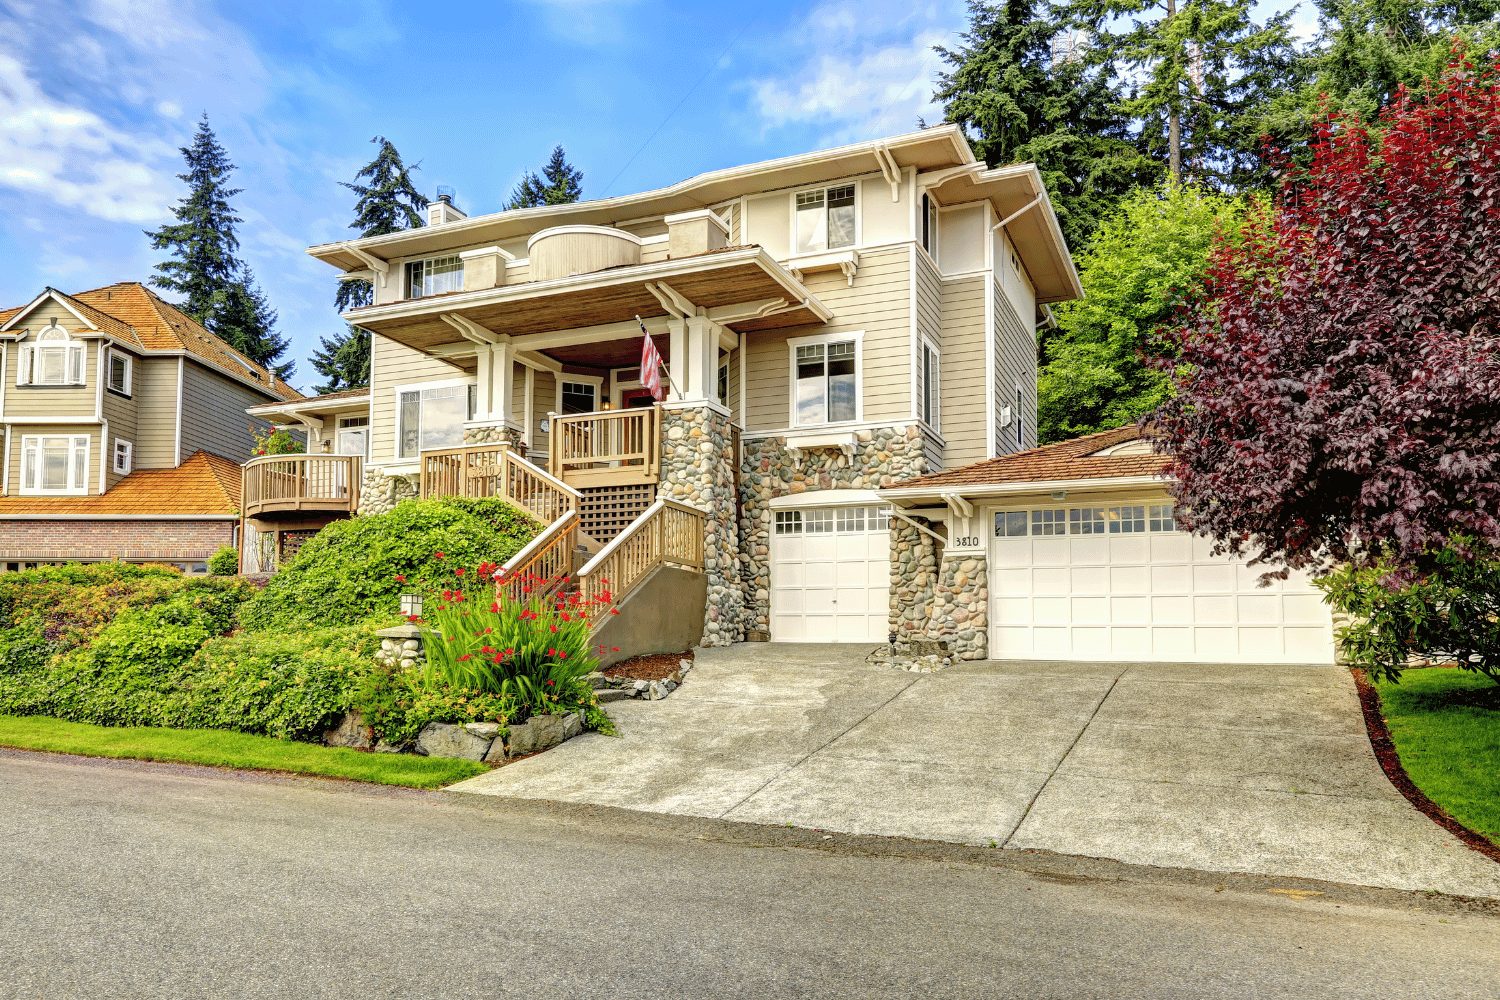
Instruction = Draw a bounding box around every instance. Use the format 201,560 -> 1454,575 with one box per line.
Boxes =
925,553 -> 989,660
888,517 -> 940,649
657,403 -> 743,646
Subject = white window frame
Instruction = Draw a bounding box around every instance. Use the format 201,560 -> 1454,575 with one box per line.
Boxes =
1015,383 -> 1024,449
919,191 -> 939,261
558,377 -> 602,415
18,325 -> 85,387
392,377 -> 477,460
790,182 -> 860,256
917,335 -> 941,432
404,254 -> 465,299
112,438 -> 133,475
106,349 -> 132,395
787,330 -> 864,428
20,434 -> 91,496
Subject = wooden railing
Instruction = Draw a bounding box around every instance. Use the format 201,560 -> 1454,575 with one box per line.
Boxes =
494,510 -> 579,603
242,454 -> 362,518
420,442 -> 579,525
576,498 -> 705,611
549,407 -> 660,487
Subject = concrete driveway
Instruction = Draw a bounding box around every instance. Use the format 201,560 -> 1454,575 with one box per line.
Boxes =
451,645 -> 1500,898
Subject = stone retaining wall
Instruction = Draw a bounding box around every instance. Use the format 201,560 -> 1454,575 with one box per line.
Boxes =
357,468 -> 419,517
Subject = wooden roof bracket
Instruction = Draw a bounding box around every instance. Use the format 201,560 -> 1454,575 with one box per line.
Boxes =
888,506 -> 947,544
644,280 -> 698,319
341,243 -> 391,287
873,144 -> 902,202
439,313 -> 501,345
991,193 -> 1043,234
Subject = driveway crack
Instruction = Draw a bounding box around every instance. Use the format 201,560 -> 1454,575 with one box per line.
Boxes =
999,663 -> 1131,848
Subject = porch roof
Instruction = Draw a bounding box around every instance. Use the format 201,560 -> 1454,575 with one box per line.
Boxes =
341,245 -> 830,356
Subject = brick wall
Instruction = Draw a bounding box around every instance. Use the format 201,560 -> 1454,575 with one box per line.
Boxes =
0,520 -> 235,562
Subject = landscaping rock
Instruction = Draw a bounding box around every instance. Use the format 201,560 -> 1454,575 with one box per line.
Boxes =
322,711 -> 373,750
464,722 -> 501,740
530,714 -> 565,752
585,671 -> 609,690
372,739 -> 405,754
482,738 -> 509,764
506,719 -> 536,757
415,722 -> 493,761
562,713 -> 583,739
597,688 -> 629,703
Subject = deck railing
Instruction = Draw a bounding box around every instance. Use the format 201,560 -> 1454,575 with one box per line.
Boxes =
420,442 -> 578,525
242,454 -> 362,518
549,407 -> 659,487
576,498 -> 705,612
493,510 -> 580,604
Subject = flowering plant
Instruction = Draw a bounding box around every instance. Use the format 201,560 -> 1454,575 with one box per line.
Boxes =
414,559 -> 620,714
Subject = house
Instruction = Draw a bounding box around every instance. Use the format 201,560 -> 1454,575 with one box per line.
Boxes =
0,282 -> 301,573
292,124 -> 1076,650
878,425 -> 1336,664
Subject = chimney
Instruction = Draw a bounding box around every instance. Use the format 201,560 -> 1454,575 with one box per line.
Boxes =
427,185 -> 468,226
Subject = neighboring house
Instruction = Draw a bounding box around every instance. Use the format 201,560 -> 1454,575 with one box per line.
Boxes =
0,282 -> 301,573
296,124 -> 1080,648
878,425 -> 1336,664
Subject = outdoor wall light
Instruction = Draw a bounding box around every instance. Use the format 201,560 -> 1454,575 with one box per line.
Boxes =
1050,490 -> 1068,502
400,593 -> 423,618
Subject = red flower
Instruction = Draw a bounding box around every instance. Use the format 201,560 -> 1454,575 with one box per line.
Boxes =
434,552 -> 445,559
560,612 -> 571,622
610,608 -> 620,615
546,679 -> 556,685
611,647 -> 620,652
394,575 -> 406,582
484,627 -> 493,634
549,624 -> 558,633
456,568 -> 466,576
491,602 -> 500,613
459,654 -> 472,661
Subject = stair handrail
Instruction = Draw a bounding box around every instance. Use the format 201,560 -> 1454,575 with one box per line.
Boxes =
575,497 -> 705,609
495,509 -> 579,603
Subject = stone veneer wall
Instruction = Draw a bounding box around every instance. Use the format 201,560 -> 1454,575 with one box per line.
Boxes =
461,423 -> 524,448
740,424 -> 928,639
889,518 -> 939,647
358,468 -> 419,516
657,405 -> 743,646
926,553 -> 989,659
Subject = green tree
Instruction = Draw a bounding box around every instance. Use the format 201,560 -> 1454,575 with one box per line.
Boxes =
335,136 -> 426,313
308,324 -> 371,394
1064,0 -> 1303,187
505,145 -> 583,209
936,0 -> 1159,248
1037,183 -> 1243,442
146,114 -> 290,374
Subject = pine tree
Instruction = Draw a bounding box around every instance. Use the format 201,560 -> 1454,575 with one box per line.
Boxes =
506,145 -> 584,209
218,268 -> 294,379
935,0 -> 1159,248
309,325 -> 371,395
335,136 -> 427,313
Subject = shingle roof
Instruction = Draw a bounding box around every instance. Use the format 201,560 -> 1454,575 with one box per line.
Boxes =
7,282 -> 305,402
0,451 -> 242,517
893,424 -> 1168,490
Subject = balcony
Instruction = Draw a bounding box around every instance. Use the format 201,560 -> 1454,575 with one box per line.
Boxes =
242,454 -> 362,520
549,407 -> 659,487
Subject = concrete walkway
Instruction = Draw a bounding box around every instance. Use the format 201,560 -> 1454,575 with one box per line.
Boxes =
450,645 -> 1500,898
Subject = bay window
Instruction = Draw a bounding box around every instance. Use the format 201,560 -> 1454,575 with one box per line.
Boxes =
794,184 -> 856,255
793,336 -> 858,426
21,435 -> 90,495
397,383 -> 476,458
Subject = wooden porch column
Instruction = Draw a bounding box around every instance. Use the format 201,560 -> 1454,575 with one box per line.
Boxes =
681,315 -> 721,404
667,317 -> 687,402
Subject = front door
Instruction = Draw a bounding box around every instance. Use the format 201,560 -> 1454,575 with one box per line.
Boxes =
621,388 -> 656,409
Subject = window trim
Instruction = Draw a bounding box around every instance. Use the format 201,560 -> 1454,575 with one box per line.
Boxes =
558,376 -> 602,415
919,191 -> 939,261
786,330 -> 864,428
19,434 -> 91,496
1015,383 -> 1024,449
18,325 -> 86,387
917,335 -> 941,433
112,438 -> 133,475
106,349 -> 133,397
404,254 -> 465,300
789,181 -> 861,256
391,376 -> 477,460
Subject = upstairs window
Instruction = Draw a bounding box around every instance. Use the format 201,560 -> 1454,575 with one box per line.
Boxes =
405,255 -> 463,298
794,184 -> 856,255
113,439 -> 133,475
107,350 -> 132,395
916,337 -> 940,430
794,338 -> 857,426
21,435 -> 89,495
398,383 -> 476,458
920,193 -> 938,257
1015,386 -> 1024,448
19,326 -> 84,386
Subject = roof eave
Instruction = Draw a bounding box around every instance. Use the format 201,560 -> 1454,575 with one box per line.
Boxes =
878,473 -> 1169,506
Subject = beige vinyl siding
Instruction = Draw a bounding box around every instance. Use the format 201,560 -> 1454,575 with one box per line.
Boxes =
179,363 -> 277,463
742,245 -> 912,432
101,352 -> 139,490
940,274 -> 989,468
993,279 -> 1037,455
5,302 -> 100,418
505,260 -> 531,284
6,424 -> 100,496
723,345 -> 741,418
131,357 -> 180,469
369,332 -> 467,463
509,361 -> 526,431
531,370 -> 556,460
915,251 -> 943,347
720,202 -> 740,244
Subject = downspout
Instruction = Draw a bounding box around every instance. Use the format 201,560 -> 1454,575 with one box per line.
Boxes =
95,339 -> 109,494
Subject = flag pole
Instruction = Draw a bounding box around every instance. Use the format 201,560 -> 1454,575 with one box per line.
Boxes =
636,315 -> 685,401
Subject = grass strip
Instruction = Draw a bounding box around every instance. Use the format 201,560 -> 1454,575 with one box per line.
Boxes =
1372,669 -> 1500,848
0,715 -> 488,789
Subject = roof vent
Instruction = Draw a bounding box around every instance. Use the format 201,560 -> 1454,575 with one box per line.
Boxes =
428,186 -> 467,226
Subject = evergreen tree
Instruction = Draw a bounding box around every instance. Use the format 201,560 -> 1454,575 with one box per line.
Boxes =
506,146 -> 584,209
146,113 -> 291,374
1063,0 -> 1302,187
308,325 -> 371,395
935,0 -> 1159,248
335,136 -> 427,313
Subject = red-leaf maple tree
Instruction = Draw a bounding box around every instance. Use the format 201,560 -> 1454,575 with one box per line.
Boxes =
1148,50 -> 1500,577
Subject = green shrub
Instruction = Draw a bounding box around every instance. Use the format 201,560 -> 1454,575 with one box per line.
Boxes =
207,547 -> 239,576
238,497 -> 539,631
0,562 -> 192,652
354,664 -> 518,747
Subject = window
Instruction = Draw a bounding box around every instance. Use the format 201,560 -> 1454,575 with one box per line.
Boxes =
560,381 -> 597,415
1030,508 -> 1066,535
717,363 -> 728,406
1108,505 -> 1146,533
836,506 -> 865,532
112,439 -> 133,475
1149,504 -> 1180,532
920,193 -> 938,257
794,184 -> 856,254
405,255 -> 463,298
804,509 -> 834,533
397,383 -> 476,458
794,339 -> 856,425
1069,507 -> 1106,534
917,338 -> 940,430
995,511 -> 1029,537
774,510 -> 802,535
21,435 -> 89,494
106,350 -> 131,395
18,326 -> 85,386
871,505 -> 891,530
1015,386 -> 1024,448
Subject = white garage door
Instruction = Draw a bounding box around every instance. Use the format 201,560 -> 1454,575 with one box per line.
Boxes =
989,502 -> 1334,663
771,505 -> 891,642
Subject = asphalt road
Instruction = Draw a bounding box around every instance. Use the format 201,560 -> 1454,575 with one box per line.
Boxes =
2,750 -> 1498,1000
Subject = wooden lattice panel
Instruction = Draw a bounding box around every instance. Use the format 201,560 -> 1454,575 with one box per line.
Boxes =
578,483 -> 656,544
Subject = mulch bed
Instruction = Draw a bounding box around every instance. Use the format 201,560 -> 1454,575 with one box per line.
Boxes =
1349,667 -> 1500,864
603,650 -> 693,682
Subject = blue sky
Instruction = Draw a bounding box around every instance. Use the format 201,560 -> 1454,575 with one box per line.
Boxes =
0,0 -> 1314,393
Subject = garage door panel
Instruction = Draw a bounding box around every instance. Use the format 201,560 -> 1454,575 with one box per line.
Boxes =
1193,595 -> 1235,623
1034,597 -> 1069,625
1283,593 -> 1328,624
1190,535 -> 1222,561
1070,567 -> 1109,593
1071,596 -> 1109,624
1239,626 -> 1283,656
994,597 -> 1030,623
1034,627 -> 1071,653
1194,626 -> 1235,654
995,627 -> 1032,653
804,562 -> 836,588
993,569 -> 1031,596
1151,564 -> 1192,591
1112,627 -> 1151,655
1032,538 -> 1070,566
1110,565 -> 1149,592
834,587 -> 870,612
1236,594 -> 1280,624
802,588 -> 836,614
1109,537 -> 1150,562
1110,596 -> 1150,623
1071,537 -> 1110,564
993,540 -> 1033,568
1072,628 -> 1110,654
1236,564 -> 1279,590
1033,568 -> 1070,595
834,560 -> 869,587
1151,535 -> 1193,561
1285,627 -> 1334,658
772,506 -> 892,644
1192,564 -> 1236,592
1152,595 -> 1193,623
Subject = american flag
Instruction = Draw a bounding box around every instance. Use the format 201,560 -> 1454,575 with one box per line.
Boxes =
637,316 -> 665,401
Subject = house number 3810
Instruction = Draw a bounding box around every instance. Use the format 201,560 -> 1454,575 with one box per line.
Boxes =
951,536 -> 980,548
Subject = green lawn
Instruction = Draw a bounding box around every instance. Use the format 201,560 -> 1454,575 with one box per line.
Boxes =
1374,669 -> 1500,846
0,716 -> 488,789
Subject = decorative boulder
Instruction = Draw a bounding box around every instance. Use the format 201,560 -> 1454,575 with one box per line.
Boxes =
415,722 -> 493,761
562,713 -> 582,740
530,714 -> 565,752
323,711 -> 373,750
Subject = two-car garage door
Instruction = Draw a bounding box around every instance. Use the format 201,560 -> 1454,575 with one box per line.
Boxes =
988,501 -> 1335,663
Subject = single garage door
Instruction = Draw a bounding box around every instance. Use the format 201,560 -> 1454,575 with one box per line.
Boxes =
989,502 -> 1334,663
771,504 -> 891,642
